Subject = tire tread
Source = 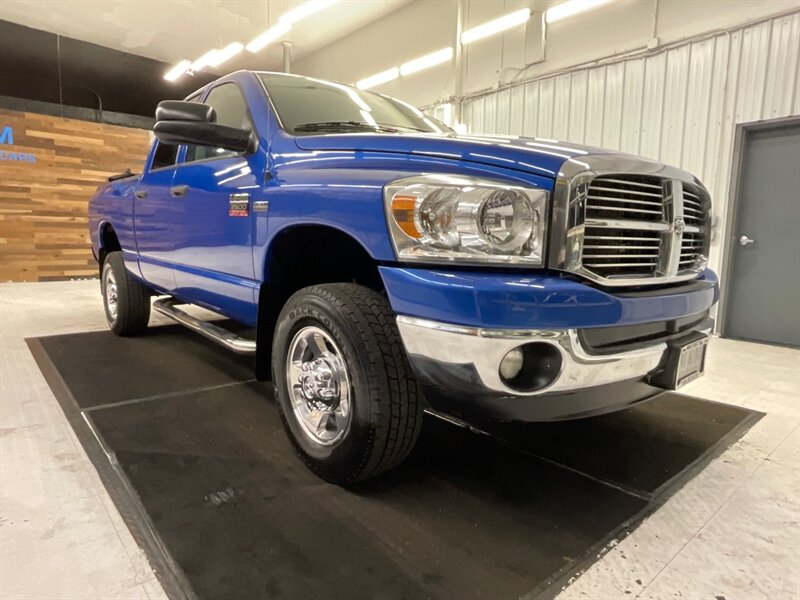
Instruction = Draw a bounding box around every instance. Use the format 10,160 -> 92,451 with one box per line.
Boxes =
276,283 -> 424,483
104,252 -> 150,336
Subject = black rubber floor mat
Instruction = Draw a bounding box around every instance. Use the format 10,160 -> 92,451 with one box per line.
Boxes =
38,324 -> 254,408
28,326 -> 761,600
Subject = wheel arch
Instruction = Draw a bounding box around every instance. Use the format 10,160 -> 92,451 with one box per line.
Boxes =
97,221 -> 122,271
255,223 -> 386,381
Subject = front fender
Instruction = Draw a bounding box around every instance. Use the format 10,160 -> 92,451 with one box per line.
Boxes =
255,157 -> 555,282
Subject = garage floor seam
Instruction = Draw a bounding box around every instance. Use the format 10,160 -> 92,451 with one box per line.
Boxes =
81,378 -> 258,413
512,448 -> 653,501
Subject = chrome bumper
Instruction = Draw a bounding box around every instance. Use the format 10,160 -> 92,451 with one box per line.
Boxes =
396,316 -> 705,396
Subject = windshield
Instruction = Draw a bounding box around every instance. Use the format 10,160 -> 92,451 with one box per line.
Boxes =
258,72 -> 451,136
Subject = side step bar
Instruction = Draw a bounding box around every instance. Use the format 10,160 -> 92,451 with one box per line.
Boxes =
152,298 -> 256,355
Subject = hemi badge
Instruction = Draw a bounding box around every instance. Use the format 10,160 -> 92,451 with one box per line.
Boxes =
253,200 -> 269,213
229,193 -> 250,217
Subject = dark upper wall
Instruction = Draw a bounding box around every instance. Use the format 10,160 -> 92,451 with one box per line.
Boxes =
0,20 -> 218,118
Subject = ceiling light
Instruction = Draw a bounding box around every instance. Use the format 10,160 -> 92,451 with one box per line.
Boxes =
356,67 -> 399,90
246,21 -> 292,53
191,49 -> 222,72
399,47 -> 453,76
208,42 -> 244,67
545,0 -> 613,23
280,0 -> 338,25
164,59 -> 191,81
461,8 -> 531,44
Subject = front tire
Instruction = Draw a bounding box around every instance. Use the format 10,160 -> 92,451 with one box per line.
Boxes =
101,251 -> 151,336
272,283 -> 424,484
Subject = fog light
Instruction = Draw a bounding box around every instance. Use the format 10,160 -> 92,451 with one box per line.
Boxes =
499,348 -> 525,380
500,342 -> 563,392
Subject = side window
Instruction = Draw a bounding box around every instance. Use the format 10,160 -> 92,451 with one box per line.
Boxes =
185,83 -> 253,163
151,142 -> 178,170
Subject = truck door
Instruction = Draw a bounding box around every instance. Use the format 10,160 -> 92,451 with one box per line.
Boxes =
134,141 -> 179,292
169,82 -> 261,324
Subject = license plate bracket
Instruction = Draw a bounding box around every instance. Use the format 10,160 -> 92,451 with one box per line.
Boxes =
651,331 -> 709,390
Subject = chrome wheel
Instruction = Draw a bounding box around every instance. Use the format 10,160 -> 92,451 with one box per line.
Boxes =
286,326 -> 351,446
105,270 -> 118,321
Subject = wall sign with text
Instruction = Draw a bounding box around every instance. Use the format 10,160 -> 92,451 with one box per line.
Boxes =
0,126 -> 37,162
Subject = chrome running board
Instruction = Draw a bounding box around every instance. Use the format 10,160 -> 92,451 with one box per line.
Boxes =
152,298 -> 256,355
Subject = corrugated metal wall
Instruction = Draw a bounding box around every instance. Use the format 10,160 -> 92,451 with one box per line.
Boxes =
456,12 -> 800,275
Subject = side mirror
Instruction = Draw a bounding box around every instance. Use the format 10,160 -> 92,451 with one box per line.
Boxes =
155,100 -> 216,123
153,100 -> 257,154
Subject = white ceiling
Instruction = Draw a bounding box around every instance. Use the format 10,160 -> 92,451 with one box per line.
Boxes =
0,0 -> 409,75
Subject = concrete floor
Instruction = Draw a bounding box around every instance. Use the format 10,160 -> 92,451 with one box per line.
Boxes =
0,280 -> 798,600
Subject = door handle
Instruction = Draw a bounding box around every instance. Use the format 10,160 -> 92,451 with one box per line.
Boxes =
170,185 -> 189,198
134,189 -> 148,199
739,235 -> 756,246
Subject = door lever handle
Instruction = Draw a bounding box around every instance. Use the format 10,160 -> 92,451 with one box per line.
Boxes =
739,235 -> 756,246
170,185 -> 189,198
134,189 -> 148,199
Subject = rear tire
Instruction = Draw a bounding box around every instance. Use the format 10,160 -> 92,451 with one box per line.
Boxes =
272,283 -> 424,484
101,251 -> 151,336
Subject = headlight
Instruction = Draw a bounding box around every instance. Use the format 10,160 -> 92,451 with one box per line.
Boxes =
384,174 -> 548,266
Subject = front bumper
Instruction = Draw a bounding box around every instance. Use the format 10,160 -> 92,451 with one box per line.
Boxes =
397,316 -> 696,396
382,266 -> 718,422
396,316 -> 712,422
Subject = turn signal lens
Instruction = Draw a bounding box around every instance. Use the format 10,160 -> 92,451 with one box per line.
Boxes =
391,195 -> 421,239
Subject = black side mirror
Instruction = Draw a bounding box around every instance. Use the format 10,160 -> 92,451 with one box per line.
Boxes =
155,100 -> 216,123
153,100 -> 257,154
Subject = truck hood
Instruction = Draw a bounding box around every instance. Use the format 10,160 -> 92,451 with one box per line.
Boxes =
293,132 -> 622,178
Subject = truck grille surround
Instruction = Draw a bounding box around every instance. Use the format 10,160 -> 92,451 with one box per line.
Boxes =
549,157 -> 711,287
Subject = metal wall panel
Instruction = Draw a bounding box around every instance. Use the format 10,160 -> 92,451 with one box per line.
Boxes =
552,75 -> 572,141
568,70 -> 589,143
620,59 -> 645,155
458,12 -> 800,275
495,88 -> 511,135
522,81 -> 539,137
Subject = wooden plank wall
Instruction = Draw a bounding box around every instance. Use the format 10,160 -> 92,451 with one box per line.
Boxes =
0,108 -> 150,281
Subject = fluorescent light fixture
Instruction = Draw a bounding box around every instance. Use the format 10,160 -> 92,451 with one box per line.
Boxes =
545,0 -> 613,23
356,67 -> 399,90
191,48 -> 222,72
164,59 -> 191,81
207,42 -> 244,67
461,8 -> 530,44
399,47 -> 453,76
280,0 -> 338,24
246,21 -> 292,53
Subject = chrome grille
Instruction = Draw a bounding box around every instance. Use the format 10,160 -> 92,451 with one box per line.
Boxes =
681,183 -> 709,228
569,173 -> 710,285
677,183 -> 710,274
585,176 -> 665,223
582,227 -> 662,276
679,230 -> 705,270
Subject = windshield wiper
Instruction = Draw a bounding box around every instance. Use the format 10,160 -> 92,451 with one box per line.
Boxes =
293,121 -> 400,133
376,123 -> 429,132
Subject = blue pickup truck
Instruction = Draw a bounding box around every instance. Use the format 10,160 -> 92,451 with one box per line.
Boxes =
89,70 -> 717,483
